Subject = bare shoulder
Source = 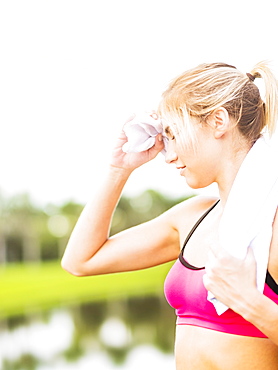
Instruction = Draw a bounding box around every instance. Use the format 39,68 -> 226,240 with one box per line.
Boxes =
160,195 -> 219,231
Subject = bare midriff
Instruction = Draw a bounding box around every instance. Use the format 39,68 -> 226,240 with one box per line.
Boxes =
175,325 -> 278,370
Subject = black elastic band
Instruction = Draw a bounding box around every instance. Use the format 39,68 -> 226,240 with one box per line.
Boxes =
179,200 -> 220,270
266,271 -> 278,295
181,200 -> 220,254
246,72 -> 255,82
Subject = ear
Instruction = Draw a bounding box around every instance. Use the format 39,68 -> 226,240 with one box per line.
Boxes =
206,107 -> 230,139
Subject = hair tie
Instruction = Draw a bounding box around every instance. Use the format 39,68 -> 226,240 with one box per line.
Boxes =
246,73 -> 255,82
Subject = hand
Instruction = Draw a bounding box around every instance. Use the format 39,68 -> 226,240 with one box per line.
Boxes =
203,246 -> 258,312
110,114 -> 165,172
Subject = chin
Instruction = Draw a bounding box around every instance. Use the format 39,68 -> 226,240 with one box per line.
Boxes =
185,181 -> 200,190
185,179 -> 210,190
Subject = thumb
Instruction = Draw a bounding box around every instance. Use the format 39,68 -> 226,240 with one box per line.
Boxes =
145,135 -> 164,160
245,247 -> 255,263
154,133 -> 165,149
245,247 -> 258,287
245,247 -> 257,276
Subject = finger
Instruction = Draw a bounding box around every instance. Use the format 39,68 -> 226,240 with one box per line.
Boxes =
153,134 -> 165,148
146,138 -> 164,160
245,247 -> 256,266
150,111 -> 158,120
245,246 -> 254,258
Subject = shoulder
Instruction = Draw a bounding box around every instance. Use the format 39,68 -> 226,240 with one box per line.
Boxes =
169,194 -> 219,215
160,195 -> 219,230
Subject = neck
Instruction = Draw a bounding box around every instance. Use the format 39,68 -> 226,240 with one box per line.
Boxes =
216,140 -> 252,207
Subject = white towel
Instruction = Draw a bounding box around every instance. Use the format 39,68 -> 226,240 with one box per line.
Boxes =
208,136 -> 278,315
122,113 -> 168,154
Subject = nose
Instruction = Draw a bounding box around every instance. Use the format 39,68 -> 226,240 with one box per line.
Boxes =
165,145 -> 178,164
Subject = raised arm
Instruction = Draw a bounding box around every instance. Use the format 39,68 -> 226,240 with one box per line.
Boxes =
61,119 -> 180,276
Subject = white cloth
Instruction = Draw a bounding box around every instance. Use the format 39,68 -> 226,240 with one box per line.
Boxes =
208,136 -> 278,315
122,113 -> 168,154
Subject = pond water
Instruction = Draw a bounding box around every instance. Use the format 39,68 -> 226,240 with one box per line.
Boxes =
0,295 -> 176,369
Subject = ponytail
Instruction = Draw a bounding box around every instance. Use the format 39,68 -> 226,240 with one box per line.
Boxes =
250,61 -> 278,136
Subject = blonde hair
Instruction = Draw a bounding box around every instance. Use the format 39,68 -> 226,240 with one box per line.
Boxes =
158,62 -> 278,146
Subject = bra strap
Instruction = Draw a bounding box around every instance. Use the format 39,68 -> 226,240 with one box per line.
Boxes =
266,271 -> 278,295
181,199 -> 220,254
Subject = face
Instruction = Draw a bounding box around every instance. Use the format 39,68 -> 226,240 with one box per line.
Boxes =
164,118 -> 223,189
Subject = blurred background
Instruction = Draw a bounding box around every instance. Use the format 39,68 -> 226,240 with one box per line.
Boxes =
1,0 -> 278,368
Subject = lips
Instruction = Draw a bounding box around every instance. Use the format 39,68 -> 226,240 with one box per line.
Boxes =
176,166 -> 186,176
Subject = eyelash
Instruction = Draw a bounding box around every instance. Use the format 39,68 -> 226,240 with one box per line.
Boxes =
165,128 -> 175,140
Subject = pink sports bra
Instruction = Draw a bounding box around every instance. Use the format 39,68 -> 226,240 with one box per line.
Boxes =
164,200 -> 278,338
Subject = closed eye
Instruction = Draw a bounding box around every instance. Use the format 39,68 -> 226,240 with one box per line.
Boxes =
164,126 -> 175,140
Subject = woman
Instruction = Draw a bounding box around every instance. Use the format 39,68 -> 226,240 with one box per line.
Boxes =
62,62 -> 278,369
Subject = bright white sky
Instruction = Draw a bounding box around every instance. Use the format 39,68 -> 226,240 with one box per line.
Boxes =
1,0 -> 278,206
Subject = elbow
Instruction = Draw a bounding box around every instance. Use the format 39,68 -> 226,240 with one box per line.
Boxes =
61,256 -> 87,277
61,254 -> 101,277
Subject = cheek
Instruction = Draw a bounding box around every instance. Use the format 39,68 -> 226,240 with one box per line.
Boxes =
185,156 -> 216,188
175,141 -> 195,161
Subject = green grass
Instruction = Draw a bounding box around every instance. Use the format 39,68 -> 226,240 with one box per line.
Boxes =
0,261 -> 173,319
